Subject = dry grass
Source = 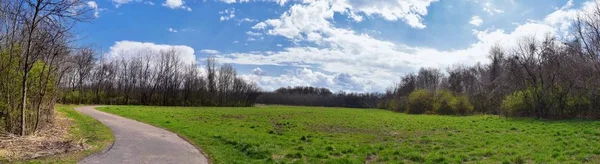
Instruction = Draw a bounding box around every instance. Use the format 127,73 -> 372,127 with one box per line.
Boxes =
0,109 -> 89,161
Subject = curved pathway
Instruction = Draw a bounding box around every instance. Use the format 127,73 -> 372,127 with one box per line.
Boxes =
76,106 -> 209,164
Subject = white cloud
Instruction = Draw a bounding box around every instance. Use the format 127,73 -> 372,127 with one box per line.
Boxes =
106,41 -> 196,65
112,0 -> 155,7
328,0 -> 438,28
219,8 -> 236,21
252,0 -> 437,42
483,1 -> 504,15
218,0 -> 287,6
470,15 -> 483,26
240,0 -> 436,29
240,68 -> 372,92
112,0 -> 133,8
200,49 -> 220,54
252,67 -> 266,76
543,0 -> 596,38
246,31 -> 262,36
252,22 -> 267,29
163,0 -> 191,11
166,28 -> 194,33
87,1 -> 100,18
238,18 -> 257,24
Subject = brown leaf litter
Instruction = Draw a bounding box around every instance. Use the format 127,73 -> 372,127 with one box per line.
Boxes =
0,111 -> 90,161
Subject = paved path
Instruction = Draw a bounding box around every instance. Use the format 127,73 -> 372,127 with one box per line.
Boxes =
76,106 -> 210,164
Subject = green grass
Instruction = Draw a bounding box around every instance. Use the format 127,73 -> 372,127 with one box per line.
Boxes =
22,105 -> 114,163
98,105 -> 600,163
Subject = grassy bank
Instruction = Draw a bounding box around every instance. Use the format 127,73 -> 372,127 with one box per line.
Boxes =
16,105 -> 114,163
98,105 -> 600,163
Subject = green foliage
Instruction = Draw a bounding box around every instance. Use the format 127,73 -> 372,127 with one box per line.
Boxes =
99,105 -> 600,163
407,89 -> 433,114
0,57 -> 59,134
432,90 -> 474,115
501,87 -> 592,118
501,89 -> 534,117
565,95 -> 591,113
433,90 -> 454,115
386,98 -> 407,112
450,95 -> 474,115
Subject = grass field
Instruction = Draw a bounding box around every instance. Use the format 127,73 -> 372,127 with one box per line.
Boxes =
98,105 -> 600,163
22,105 -> 114,163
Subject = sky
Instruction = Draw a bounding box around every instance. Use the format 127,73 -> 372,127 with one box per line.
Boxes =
76,0 -> 593,93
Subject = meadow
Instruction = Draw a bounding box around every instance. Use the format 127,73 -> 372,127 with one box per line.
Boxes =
98,105 -> 600,163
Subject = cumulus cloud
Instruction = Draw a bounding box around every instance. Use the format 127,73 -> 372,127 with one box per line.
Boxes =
224,0 -> 435,28
240,68 -> 373,92
106,41 -> 196,65
330,0 -> 437,28
168,28 -> 178,33
543,0 -> 596,38
163,0 -> 192,11
470,15 -> 483,26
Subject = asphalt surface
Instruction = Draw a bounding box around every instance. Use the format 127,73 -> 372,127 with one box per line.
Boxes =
75,106 -> 210,164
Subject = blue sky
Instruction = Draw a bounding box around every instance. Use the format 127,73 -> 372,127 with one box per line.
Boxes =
77,0 -> 590,92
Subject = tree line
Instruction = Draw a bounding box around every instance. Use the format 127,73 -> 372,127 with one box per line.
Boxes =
256,86 -> 381,108
59,51 -> 261,107
379,4 -> 600,119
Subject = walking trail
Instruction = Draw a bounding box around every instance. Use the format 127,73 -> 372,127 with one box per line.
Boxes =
75,106 -> 210,164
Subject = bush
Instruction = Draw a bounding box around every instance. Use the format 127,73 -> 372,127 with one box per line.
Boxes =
433,90 -> 474,115
501,89 -> 535,117
388,97 -> 408,112
407,89 -> 433,114
566,95 -> 590,115
433,90 -> 454,115
450,95 -> 474,115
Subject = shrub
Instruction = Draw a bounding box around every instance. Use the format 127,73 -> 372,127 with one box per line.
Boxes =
450,95 -> 474,115
389,97 -> 408,112
433,90 -> 454,115
433,90 -> 474,115
407,89 -> 433,114
501,89 -> 535,117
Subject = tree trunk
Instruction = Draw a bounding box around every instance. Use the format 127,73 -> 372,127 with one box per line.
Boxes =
21,73 -> 28,136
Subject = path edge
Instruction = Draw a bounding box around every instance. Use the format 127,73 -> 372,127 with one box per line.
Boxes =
88,106 -> 213,164
175,133 -> 213,163
75,106 -> 116,163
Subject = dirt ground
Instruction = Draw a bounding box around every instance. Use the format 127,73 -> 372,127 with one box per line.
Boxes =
0,111 -> 88,161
